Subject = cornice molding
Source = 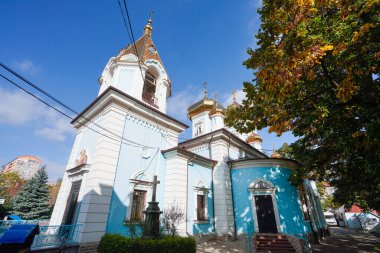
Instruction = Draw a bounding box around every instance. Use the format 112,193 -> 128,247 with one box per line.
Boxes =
228,158 -> 300,170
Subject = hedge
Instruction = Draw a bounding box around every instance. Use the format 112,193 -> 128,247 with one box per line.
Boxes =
99,234 -> 196,253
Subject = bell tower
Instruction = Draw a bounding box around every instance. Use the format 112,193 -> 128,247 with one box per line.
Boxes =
97,18 -> 171,113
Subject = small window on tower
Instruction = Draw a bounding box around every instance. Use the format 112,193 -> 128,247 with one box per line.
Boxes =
142,71 -> 158,108
148,45 -> 156,54
194,122 -> 203,137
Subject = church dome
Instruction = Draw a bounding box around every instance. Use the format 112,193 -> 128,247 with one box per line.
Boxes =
271,151 -> 281,158
246,132 -> 262,143
187,98 -> 216,119
209,102 -> 225,117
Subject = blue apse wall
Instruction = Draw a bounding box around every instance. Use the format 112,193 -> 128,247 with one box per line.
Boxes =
231,166 -> 309,237
187,162 -> 214,234
105,115 -> 167,236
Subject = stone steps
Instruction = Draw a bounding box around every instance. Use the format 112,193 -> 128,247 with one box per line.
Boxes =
255,234 -> 296,253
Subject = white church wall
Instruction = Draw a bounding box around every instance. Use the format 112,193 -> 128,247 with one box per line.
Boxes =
191,111 -> 212,138
49,115 -> 103,226
161,152 -> 189,235
76,105 -> 128,243
210,139 -> 235,235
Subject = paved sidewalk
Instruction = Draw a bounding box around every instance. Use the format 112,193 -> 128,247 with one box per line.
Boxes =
312,227 -> 380,253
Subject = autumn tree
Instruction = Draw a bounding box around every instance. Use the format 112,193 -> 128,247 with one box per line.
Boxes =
0,172 -> 25,215
13,168 -> 50,219
226,0 -> 380,209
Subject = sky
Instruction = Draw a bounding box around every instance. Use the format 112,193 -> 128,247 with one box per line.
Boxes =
0,0 -> 296,182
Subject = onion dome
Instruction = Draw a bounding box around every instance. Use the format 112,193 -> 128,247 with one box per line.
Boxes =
246,132 -> 262,144
209,102 -> 225,117
188,82 -> 216,119
187,98 -> 215,119
227,90 -> 241,109
271,150 -> 281,158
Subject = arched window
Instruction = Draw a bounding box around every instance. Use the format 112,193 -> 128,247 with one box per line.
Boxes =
142,71 -> 158,108
248,178 -> 276,192
253,180 -> 272,189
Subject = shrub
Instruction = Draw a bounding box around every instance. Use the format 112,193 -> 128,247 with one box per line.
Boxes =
99,234 -> 196,253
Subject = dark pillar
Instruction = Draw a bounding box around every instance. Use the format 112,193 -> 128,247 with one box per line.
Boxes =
143,175 -> 162,238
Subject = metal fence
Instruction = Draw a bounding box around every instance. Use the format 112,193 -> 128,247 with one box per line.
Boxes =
0,220 -> 82,249
32,224 -> 82,249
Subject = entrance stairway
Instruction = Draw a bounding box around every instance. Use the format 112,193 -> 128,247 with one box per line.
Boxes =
255,234 -> 296,253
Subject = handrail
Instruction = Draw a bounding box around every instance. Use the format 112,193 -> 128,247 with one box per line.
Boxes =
0,221 -> 82,249
32,224 -> 83,249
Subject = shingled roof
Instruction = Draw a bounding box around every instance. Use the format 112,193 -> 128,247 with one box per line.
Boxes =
113,18 -> 171,96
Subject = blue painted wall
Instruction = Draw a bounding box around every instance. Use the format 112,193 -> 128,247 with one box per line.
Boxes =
187,162 -> 214,234
231,166 -> 308,237
105,115 -> 167,236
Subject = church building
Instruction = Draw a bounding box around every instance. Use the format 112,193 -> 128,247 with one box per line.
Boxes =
50,18 -> 327,251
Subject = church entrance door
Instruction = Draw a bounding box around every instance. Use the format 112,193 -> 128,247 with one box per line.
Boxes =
255,195 -> 278,233
62,180 -> 82,225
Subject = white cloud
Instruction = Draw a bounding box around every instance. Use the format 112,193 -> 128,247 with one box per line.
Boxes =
0,88 -> 75,141
167,85 -> 204,121
35,118 -> 75,141
222,89 -> 246,107
40,158 -> 67,182
14,60 -> 41,75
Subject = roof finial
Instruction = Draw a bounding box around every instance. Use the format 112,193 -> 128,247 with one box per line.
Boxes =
144,12 -> 154,36
213,93 -> 219,107
232,90 -> 236,103
204,82 -> 208,98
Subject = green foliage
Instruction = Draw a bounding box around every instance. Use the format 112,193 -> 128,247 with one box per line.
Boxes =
226,0 -> 380,209
321,196 -> 339,211
277,143 -> 294,159
12,167 -> 51,219
0,172 -> 25,212
99,234 -> 196,253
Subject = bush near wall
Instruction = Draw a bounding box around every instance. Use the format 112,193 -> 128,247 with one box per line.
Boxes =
99,234 -> 196,253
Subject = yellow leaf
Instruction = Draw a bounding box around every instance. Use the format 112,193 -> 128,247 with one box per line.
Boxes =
321,45 -> 334,51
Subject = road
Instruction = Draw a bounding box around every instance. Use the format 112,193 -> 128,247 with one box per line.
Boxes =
312,227 -> 380,253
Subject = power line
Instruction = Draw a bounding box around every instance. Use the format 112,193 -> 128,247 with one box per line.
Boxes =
0,73 -> 147,149
0,62 -> 157,149
116,0 -> 145,83
117,0 -> 133,49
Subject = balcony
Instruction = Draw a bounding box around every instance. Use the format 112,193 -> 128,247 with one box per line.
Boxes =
142,91 -> 159,108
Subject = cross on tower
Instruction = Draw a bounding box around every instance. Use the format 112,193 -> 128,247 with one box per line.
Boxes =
149,11 -> 154,20
204,82 -> 208,98
232,90 -> 237,103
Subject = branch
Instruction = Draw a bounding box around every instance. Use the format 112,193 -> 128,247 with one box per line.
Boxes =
321,60 -> 339,87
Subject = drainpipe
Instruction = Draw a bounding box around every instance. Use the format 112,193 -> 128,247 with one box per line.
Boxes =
227,132 -> 237,241
211,164 -> 216,233
186,160 -> 189,234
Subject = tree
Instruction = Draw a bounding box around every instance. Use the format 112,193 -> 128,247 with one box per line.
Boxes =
226,0 -> 380,209
161,204 -> 186,236
13,167 -> 51,219
0,172 -> 25,214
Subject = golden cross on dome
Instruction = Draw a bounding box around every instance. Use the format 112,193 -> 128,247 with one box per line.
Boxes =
232,90 -> 237,103
149,11 -> 154,20
204,82 -> 208,98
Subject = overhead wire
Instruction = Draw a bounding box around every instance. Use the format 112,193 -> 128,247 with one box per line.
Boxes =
116,0 -> 168,143
0,74 -> 146,148
0,62 -> 158,149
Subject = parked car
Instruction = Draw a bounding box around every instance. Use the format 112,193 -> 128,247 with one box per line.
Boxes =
324,211 -> 338,226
